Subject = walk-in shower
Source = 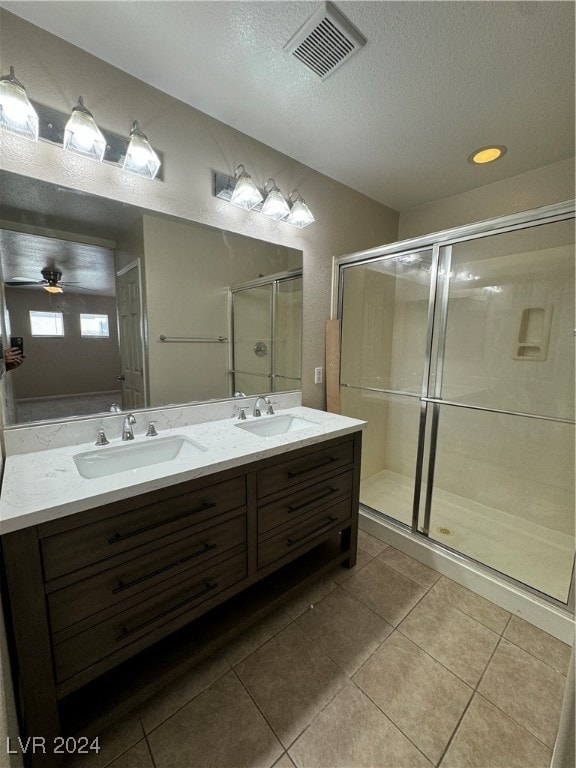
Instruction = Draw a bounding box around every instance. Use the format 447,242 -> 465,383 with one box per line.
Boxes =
336,202 -> 575,612
230,271 -> 302,396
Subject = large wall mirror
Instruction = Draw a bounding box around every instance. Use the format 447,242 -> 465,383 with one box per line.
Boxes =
0,171 -> 303,426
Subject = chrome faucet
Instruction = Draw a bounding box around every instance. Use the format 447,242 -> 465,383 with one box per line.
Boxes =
122,413 -> 136,441
253,396 -> 274,417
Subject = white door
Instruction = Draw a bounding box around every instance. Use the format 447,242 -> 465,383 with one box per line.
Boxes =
116,262 -> 146,409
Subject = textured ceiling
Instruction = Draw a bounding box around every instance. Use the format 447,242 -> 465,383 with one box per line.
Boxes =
2,1 -> 575,210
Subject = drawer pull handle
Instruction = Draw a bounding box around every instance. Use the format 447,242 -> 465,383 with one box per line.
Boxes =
287,516 -> 338,547
108,501 -> 217,544
116,580 -> 218,641
287,487 -> 339,513
287,456 -> 338,478
112,543 -> 217,594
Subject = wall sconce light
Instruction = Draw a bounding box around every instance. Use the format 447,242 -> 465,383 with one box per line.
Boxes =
123,120 -> 161,179
63,97 -> 106,161
213,168 -> 315,227
0,66 -> 39,141
229,165 -> 263,210
286,190 -> 315,228
261,179 -> 290,221
1,65 -> 162,180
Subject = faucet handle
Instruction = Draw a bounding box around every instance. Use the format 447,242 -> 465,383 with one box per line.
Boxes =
146,421 -> 158,437
95,428 -> 110,446
266,400 -> 275,415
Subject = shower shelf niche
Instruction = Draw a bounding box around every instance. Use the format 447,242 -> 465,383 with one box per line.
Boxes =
513,305 -> 553,361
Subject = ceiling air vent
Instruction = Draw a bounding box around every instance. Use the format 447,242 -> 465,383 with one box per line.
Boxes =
284,1 -> 367,80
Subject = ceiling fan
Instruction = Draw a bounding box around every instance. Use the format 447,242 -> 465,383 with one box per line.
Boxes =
5,268 -> 83,294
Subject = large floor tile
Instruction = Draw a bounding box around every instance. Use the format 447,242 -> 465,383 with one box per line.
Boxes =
441,694 -> 552,768
296,586 -> 393,675
354,632 -> 473,764
377,547 -> 440,589
478,638 -> 567,747
106,740 -> 154,768
139,652 -> 230,733
289,682 -> 432,768
65,714 -> 144,768
357,529 -> 389,557
235,622 -> 348,748
282,574 -> 338,620
342,558 -> 426,626
504,615 -> 572,674
398,592 -> 499,686
224,608 -> 292,667
147,670 -> 283,768
429,576 -> 510,634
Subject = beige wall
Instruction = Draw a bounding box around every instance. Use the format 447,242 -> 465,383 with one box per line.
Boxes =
5,288 -> 121,400
398,157 -> 575,240
0,10 -> 399,412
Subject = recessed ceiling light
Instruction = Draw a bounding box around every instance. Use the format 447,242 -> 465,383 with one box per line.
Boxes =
468,145 -> 507,164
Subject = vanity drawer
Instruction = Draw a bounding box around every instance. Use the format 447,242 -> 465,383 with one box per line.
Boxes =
258,469 -> 353,535
258,497 -> 352,569
257,438 -> 354,500
47,513 -> 246,634
53,550 -> 247,684
41,476 -> 246,581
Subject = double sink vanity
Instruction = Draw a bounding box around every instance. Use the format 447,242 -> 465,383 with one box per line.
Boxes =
0,398 -> 364,766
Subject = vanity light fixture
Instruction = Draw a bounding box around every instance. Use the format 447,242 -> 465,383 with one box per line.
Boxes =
123,121 -> 161,179
286,190 -> 315,228
261,179 -> 291,221
63,97 -> 106,161
213,169 -> 315,227
230,165 -> 263,210
0,66 -> 39,141
468,145 -> 507,165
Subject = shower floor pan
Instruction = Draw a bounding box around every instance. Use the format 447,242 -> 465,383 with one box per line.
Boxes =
360,470 -> 574,603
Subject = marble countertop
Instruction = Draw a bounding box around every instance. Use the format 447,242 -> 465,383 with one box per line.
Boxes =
0,407 -> 365,534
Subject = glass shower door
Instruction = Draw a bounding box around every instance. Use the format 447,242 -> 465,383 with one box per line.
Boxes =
339,250 -> 433,526
425,219 -> 575,601
232,284 -> 272,395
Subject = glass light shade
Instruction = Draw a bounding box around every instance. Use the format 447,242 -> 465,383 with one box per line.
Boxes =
230,167 -> 263,210
63,98 -> 106,161
261,188 -> 290,221
123,121 -> 161,179
44,284 -> 63,294
0,67 -> 38,141
287,197 -> 315,228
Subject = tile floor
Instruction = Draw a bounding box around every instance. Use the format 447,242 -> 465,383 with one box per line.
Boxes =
69,530 -> 573,768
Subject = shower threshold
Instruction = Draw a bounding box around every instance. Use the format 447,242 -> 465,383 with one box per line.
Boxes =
360,470 -> 574,604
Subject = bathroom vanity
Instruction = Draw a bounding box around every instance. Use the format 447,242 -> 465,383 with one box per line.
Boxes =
0,406 -> 363,766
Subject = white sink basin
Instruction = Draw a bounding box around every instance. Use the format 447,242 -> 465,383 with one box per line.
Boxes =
74,435 -> 206,479
235,414 -> 317,438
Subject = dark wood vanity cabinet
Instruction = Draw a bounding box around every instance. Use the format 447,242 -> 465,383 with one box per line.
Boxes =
1,431 -> 361,767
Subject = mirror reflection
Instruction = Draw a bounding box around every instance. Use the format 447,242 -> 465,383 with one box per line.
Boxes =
0,171 -> 303,426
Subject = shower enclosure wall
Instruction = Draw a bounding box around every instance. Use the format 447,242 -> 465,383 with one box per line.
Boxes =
337,202 -> 575,611
230,272 -> 302,396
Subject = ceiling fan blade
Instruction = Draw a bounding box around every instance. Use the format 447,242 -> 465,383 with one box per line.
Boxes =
5,278 -> 42,286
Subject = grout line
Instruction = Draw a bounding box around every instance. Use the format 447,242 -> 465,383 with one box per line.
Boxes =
230,666 -> 287,752
348,677 -> 435,767
473,692 -> 557,752
436,633 -> 504,766
142,655 -> 232,736
141,721 -> 158,768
